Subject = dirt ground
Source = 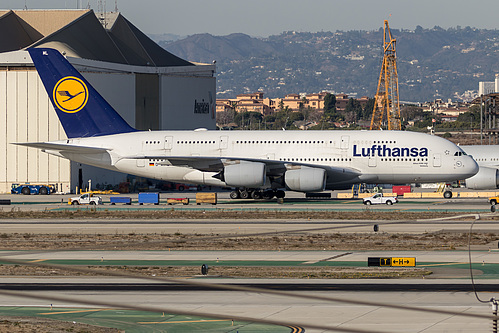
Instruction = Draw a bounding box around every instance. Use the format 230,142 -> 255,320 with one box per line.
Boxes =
0,230 -> 495,252
0,208 -> 486,221
0,316 -> 119,332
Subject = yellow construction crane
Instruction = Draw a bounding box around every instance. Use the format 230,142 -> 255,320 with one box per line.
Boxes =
370,20 -> 401,130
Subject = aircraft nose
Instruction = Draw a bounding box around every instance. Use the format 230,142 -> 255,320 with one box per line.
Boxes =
463,156 -> 479,178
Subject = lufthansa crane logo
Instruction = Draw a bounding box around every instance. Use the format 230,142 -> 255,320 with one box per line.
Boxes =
53,76 -> 88,113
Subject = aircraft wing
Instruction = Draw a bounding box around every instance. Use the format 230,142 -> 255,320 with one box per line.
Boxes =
133,155 -> 361,181
14,142 -> 110,154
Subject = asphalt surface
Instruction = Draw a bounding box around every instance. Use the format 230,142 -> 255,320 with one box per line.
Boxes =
0,192 -> 499,332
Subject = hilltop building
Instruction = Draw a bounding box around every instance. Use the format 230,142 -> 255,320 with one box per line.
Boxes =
479,74 -> 499,96
216,92 -> 369,115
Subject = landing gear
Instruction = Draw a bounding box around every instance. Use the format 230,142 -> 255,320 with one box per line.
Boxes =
262,190 -> 275,200
275,190 -> 285,198
239,189 -> 250,199
251,191 -> 263,199
229,188 -> 286,200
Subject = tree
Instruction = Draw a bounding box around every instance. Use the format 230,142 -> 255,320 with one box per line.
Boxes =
361,98 -> 375,121
323,93 -> 336,114
278,99 -> 285,112
400,105 -> 425,124
344,98 -> 362,122
234,111 -> 263,129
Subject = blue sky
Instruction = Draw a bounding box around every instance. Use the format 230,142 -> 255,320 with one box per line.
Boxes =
3,0 -> 499,37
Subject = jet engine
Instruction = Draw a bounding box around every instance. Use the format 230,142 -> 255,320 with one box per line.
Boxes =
285,167 -> 326,192
222,161 -> 266,187
465,166 -> 499,190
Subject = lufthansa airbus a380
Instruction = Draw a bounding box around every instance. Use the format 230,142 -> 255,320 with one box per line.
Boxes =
16,48 -> 479,199
461,145 -> 499,190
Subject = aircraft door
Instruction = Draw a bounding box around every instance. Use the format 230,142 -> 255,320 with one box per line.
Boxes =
340,136 -> 349,150
164,136 -> 173,150
433,153 -> 441,167
219,135 -> 228,150
368,156 -> 377,167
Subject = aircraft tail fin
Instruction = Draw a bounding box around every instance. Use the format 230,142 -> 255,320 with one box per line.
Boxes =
28,48 -> 137,138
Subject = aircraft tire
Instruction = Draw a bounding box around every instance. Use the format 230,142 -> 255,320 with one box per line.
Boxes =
251,191 -> 263,199
239,190 -> 250,199
229,191 -> 240,199
262,190 -> 274,200
275,190 -> 285,198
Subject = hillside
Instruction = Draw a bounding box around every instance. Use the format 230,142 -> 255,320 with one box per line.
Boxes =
160,27 -> 499,102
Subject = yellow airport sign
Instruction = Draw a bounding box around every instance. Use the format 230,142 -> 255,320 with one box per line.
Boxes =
391,257 -> 416,267
368,257 -> 416,267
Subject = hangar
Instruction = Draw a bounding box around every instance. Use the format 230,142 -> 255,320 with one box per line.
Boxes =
0,9 -> 216,193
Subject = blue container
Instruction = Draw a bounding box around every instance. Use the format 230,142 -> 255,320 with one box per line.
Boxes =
110,197 -> 132,205
138,192 -> 159,205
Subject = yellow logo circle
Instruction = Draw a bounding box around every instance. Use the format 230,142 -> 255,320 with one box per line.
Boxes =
53,76 -> 88,113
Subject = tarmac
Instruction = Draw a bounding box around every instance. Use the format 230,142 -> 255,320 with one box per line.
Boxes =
0,192 -> 499,332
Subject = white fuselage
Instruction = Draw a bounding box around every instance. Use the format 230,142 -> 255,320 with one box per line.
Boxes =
461,145 -> 499,168
46,130 -> 477,190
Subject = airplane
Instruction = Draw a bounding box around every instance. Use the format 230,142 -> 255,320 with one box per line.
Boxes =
460,145 -> 499,189
15,48 -> 479,200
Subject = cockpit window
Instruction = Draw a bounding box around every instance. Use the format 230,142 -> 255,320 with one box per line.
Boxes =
454,151 -> 466,156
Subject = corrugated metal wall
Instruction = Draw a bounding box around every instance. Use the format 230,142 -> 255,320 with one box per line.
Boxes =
0,65 -> 216,193
0,68 -> 70,193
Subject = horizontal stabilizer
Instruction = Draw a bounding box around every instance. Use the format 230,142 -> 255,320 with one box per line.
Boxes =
14,142 -> 109,154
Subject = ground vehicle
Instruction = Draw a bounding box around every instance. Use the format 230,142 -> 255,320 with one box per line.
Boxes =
392,185 -> 411,196
363,193 -> 398,205
167,198 -> 189,205
196,192 -> 217,205
68,193 -> 102,205
11,183 -> 55,195
490,196 -> 499,205
110,197 -> 132,205
174,183 -> 198,191
138,192 -> 159,205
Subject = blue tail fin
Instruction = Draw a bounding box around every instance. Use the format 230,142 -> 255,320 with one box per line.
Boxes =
28,48 -> 137,138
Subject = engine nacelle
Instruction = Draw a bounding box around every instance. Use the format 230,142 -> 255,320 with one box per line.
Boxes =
223,161 -> 266,187
466,166 -> 499,190
285,167 -> 326,192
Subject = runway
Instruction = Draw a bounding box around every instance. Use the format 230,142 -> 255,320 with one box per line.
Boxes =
0,280 -> 494,333
0,218 -> 498,235
1,193 -> 499,332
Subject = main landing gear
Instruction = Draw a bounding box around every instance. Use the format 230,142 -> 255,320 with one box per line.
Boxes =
229,188 -> 285,200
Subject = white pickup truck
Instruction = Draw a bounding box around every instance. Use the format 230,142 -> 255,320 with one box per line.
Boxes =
363,193 -> 398,205
68,193 -> 102,205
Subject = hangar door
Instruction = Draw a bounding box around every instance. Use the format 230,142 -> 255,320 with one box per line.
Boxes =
135,74 -> 160,131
